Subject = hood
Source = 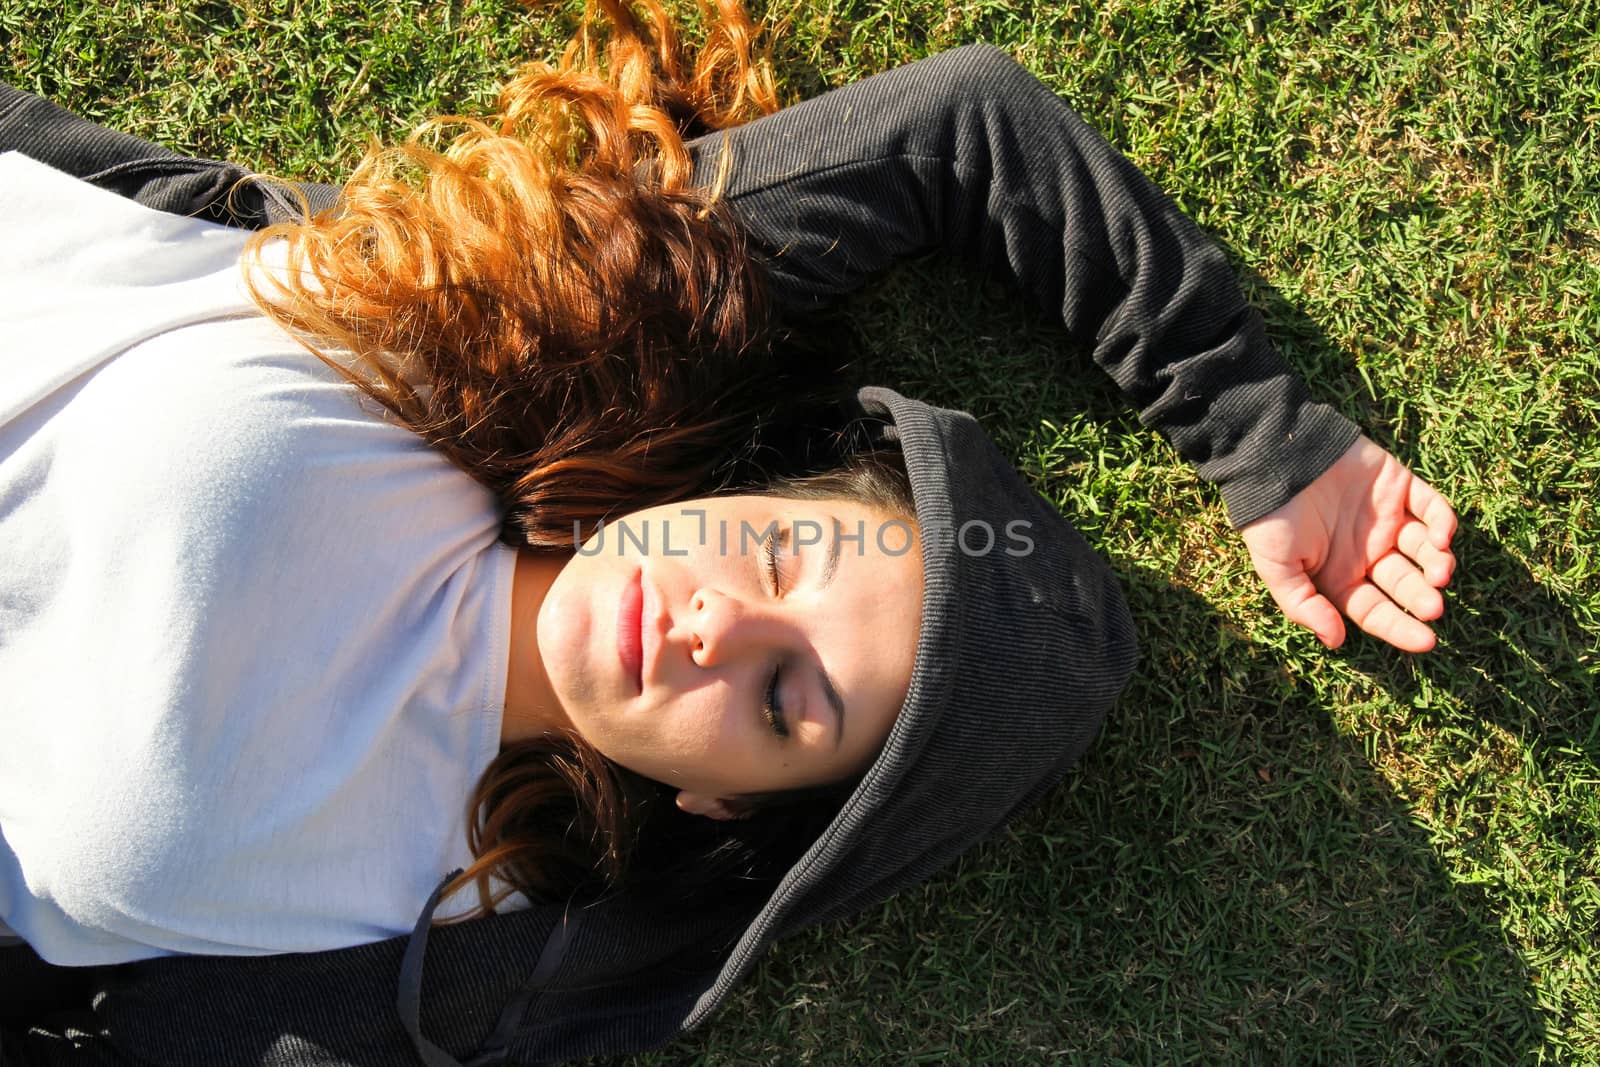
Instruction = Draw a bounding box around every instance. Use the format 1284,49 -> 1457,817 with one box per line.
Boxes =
682,385 -> 1138,1027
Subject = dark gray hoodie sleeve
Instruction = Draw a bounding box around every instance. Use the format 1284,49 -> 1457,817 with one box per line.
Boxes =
692,44 -> 1361,527
0,84 -> 338,228
6,48 -> 1358,528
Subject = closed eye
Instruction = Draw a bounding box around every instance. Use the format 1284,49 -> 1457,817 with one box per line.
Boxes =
761,530 -> 789,738
762,525 -> 793,597
763,665 -> 788,738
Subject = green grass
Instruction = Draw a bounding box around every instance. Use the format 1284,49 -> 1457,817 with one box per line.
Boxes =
7,0 -> 1599,1062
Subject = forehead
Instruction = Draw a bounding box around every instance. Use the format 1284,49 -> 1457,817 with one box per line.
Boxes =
684,494 -> 911,536
686,496 -> 919,572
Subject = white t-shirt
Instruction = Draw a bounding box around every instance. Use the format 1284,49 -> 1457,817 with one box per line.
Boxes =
0,153 -> 518,965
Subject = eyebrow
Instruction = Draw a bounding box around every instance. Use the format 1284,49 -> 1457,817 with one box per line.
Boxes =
819,514 -> 841,589
818,665 -> 845,749
816,512 -> 844,746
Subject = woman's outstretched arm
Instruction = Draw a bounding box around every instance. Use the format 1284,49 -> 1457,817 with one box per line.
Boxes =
0,84 -> 337,227
691,45 -> 1456,651
0,55 -> 1456,653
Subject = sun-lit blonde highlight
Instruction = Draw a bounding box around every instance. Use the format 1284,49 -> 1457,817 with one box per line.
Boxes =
243,0 -> 782,554
238,0 -> 863,917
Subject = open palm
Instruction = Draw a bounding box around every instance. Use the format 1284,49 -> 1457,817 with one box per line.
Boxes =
1239,435 -> 1457,652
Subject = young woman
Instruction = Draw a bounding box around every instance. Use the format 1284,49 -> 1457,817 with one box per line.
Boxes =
0,1 -> 1456,1063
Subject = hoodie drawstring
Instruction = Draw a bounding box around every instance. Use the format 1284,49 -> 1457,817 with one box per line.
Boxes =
398,871 -> 581,1067
462,909 -> 579,1067
398,870 -> 465,1067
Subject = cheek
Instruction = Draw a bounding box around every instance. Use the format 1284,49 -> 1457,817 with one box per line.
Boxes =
662,689 -> 737,756
637,688 -> 751,783
536,576 -> 596,704
601,713 -> 729,791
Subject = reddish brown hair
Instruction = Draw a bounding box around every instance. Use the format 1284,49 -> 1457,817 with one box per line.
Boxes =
244,0 -> 788,549
243,0 -> 897,917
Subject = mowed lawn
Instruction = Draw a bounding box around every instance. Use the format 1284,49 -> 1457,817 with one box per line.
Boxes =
5,0 -> 1597,1062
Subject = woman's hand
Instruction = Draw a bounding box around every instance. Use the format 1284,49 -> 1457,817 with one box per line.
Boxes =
1239,436 -> 1457,652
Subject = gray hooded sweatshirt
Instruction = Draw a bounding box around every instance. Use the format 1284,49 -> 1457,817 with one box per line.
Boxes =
0,44 -> 1357,1066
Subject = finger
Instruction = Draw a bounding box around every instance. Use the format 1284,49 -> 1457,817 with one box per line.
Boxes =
1369,549 -> 1445,621
1407,475 -> 1457,550
1260,568 -> 1347,648
1335,580 -> 1438,653
1395,521 -> 1456,587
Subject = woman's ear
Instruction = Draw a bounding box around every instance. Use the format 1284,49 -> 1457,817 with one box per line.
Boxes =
675,791 -> 750,821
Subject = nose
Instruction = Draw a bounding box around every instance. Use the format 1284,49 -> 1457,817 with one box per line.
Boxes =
686,587 -> 785,668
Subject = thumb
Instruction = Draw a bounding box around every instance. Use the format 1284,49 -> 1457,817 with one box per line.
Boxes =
1257,565 -> 1347,649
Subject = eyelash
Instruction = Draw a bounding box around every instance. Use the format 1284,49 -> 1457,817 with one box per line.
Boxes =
762,535 -> 789,739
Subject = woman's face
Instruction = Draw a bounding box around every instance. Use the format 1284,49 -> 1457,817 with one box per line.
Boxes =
534,494 -> 922,813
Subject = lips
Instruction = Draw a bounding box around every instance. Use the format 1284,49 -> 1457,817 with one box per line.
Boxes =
617,566 -> 644,693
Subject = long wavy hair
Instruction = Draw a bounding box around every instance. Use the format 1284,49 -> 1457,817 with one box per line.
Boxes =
242,0 -> 907,915
244,0 -> 797,548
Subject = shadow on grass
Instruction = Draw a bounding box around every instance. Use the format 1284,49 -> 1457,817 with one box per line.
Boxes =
624,568 -> 1543,1064
1243,266 -> 1600,822
1337,486 -> 1600,765
605,252 -> 1557,1062
1239,273 -> 1599,762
